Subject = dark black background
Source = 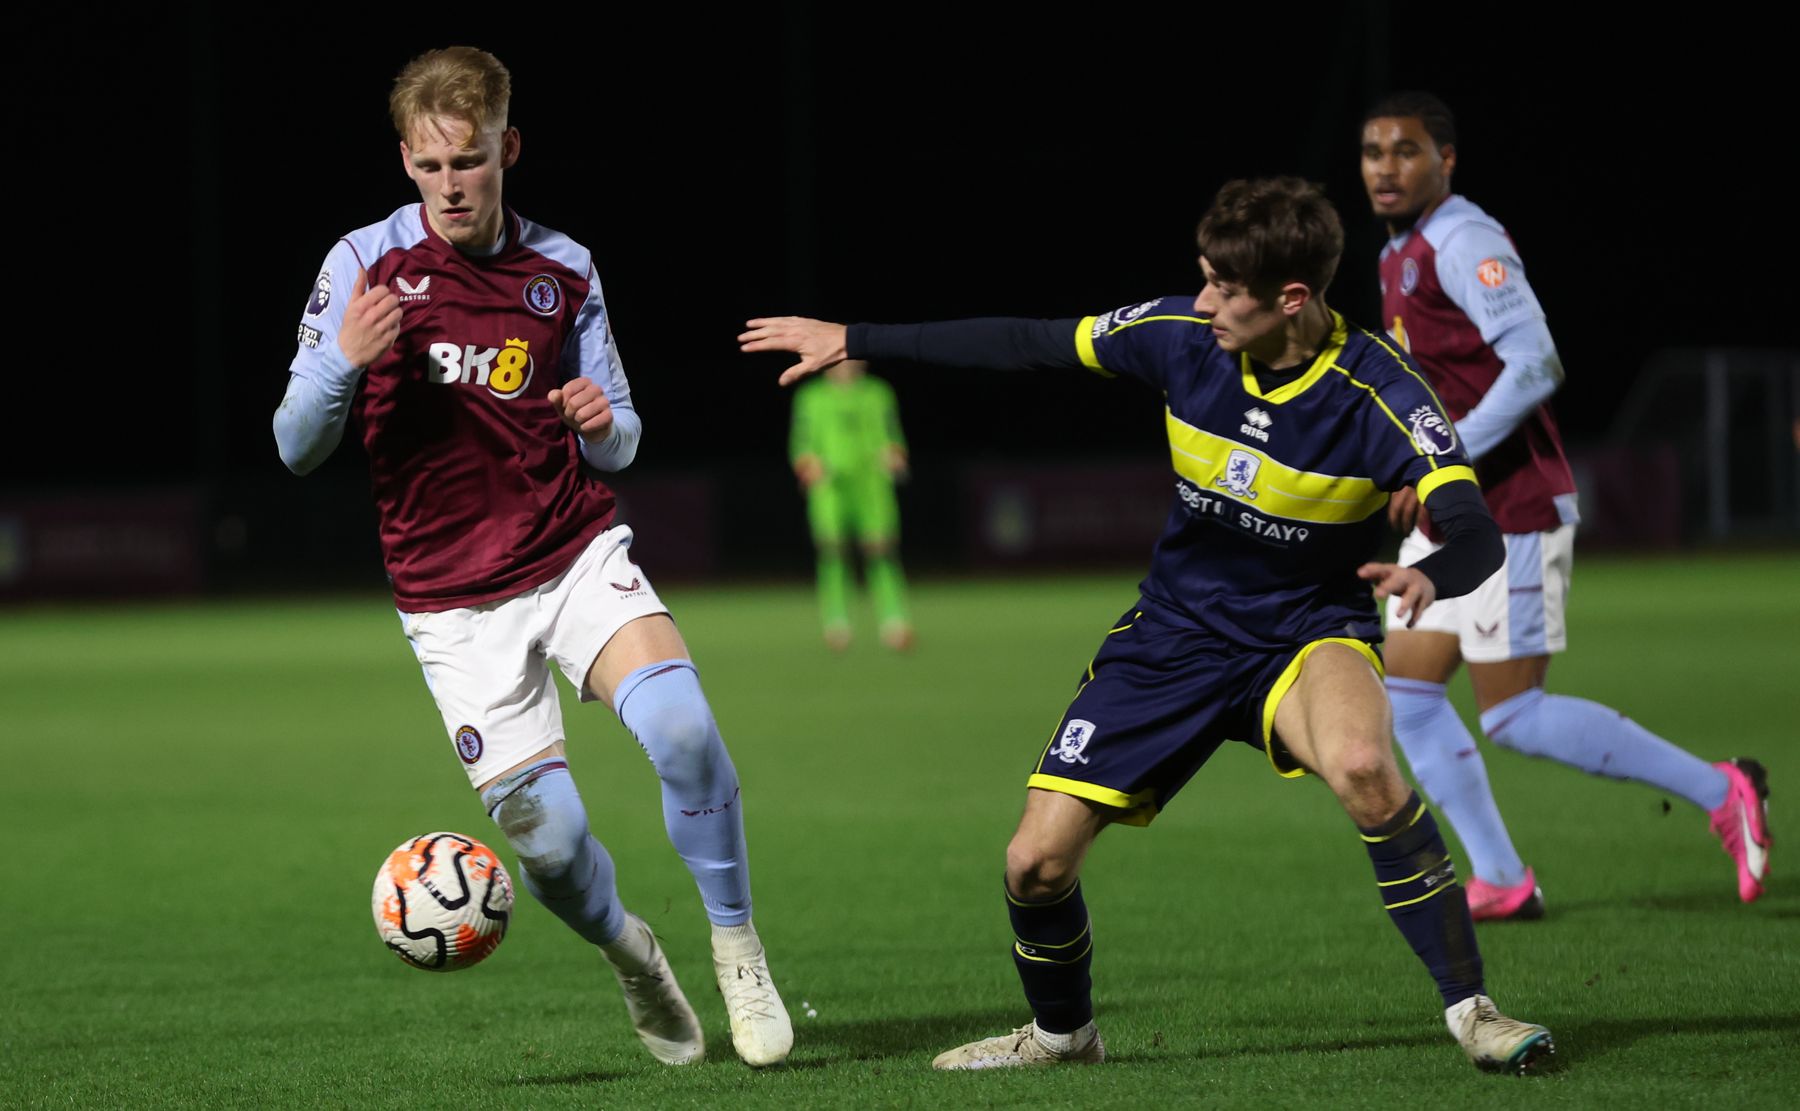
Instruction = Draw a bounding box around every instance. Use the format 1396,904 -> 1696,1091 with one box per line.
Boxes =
15,5 -> 1791,489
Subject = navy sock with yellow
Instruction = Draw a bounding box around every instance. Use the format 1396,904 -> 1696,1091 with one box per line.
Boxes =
1007,880 -> 1094,1034
1360,792 -> 1484,1007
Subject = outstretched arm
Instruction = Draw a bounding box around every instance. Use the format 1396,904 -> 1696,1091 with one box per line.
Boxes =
740,315 -> 1085,387
738,318 -> 851,386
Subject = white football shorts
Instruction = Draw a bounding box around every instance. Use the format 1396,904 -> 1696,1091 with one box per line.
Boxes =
1387,523 -> 1574,663
398,525 -> 670,787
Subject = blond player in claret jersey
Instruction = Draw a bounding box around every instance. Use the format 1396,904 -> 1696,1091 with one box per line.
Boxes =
274,46 -> 792,1068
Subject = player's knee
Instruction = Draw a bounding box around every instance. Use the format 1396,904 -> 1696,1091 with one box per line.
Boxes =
1005,837 -> 1078,901
1320,736 -> 1399,796
484,766 -> 591,889
619,665 -> 727,789
637,697 -> 716,771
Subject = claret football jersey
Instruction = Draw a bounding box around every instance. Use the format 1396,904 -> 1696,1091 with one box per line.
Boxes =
288,205 -> 631,611
1378,195 -> 1576,533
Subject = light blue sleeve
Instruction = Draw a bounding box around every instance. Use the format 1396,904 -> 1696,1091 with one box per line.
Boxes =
1452,320 -> 1564,461
1432,222 -> 1545,344
561,265 -> 641,471
1432,223 -> 1562,461
275,240 -> 365,474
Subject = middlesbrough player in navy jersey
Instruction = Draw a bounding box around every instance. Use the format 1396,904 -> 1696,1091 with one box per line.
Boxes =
1361,92 -> 1771,917
273,46 -> 791,1068
742,178 -> 1553,1074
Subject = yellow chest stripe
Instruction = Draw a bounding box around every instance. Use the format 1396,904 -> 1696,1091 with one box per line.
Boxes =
1165,409 -> 1389,525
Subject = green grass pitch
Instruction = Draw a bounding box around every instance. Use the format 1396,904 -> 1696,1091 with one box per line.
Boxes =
4,554 -> 1796,1108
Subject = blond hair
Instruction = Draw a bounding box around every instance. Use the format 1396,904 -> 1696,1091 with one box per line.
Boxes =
389,47 -> 511,144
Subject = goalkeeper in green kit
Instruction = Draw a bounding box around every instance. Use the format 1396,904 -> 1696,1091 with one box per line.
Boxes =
789,359 -> 914,651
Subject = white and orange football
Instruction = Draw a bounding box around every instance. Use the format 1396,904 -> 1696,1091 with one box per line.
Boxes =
371,832 -> 513,971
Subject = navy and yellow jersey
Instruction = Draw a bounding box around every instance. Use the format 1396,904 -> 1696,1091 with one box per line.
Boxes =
1073,298 -> 1475,648
846,300 -> 1480,649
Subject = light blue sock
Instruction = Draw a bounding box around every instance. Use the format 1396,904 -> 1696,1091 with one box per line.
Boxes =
481,759 -> 628,946
615,659 -> 752,926
1480,689 -> 1729,812
1388,678 -> 1527,887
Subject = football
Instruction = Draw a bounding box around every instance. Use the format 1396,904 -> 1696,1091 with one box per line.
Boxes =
372,832 -> 514,971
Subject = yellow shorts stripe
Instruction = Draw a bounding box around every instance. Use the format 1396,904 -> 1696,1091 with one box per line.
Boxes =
1026,774 -> 1159,827
1259,638 -> 1385,779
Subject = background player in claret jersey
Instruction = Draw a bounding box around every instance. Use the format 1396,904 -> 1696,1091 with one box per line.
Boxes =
272,46 -> 791,1068
788,359 -> 914,651
743,178 -> 1555,1075
1360,91 -> 1771,917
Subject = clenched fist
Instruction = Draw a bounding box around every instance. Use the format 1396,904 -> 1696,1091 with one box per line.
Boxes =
548,377 -> 614,442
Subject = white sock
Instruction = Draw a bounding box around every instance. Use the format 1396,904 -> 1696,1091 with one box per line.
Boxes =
1444,995 -> 1485,1035
600,913 -> 655,972
1034,1021 -> 1097,1053
713,921 -> 762,957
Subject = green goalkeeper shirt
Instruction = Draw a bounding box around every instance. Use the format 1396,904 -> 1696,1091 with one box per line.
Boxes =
789,374 -> 906,479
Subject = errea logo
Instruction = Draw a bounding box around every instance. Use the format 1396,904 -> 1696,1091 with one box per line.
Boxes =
1240,408 -> 1272,442
425,338 -> 534,399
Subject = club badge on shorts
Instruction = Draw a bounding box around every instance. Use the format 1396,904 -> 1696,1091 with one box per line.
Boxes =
455,724 -> 484,764
1055,720 -> 1097,765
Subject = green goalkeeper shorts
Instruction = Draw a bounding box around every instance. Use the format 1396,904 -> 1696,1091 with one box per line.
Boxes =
807,471 -> 900,545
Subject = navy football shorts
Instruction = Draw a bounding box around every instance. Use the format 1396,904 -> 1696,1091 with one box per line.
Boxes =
1026,602 -> 1384,826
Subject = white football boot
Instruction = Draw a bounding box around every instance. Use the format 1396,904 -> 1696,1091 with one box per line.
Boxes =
1446,994 -> 1554,1073
932,1021 -> 1105,1070
712,921 -> 794,1067
603,914 -> 704,1065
